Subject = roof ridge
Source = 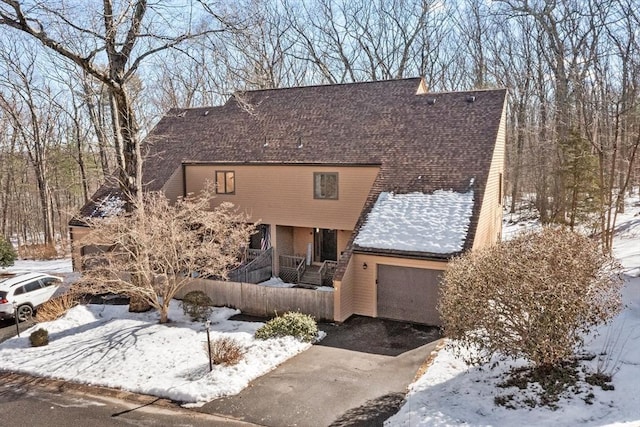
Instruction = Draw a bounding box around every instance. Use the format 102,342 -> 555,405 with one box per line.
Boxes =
166,105 -> 226,114
421,87 -> 508,95
231,77 -> 423,96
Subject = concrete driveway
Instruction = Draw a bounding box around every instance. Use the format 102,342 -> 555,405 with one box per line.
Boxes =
197,316 -> 442,427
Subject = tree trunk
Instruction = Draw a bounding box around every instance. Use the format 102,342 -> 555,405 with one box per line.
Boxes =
83,76 -> 112,178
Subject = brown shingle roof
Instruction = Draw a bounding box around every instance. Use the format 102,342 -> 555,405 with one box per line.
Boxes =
73,78 -> 506,268
142,78 -> 505,195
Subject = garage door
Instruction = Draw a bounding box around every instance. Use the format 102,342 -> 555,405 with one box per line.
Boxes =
377,264 -> 443,325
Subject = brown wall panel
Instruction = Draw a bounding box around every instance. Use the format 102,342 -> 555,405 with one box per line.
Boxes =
184,164 -> 379,230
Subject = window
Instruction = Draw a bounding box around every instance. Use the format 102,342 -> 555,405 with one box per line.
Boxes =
498,173 -> 503,205
24,281 -> 43,293
314,172 -> 338,199
215,171 -> 235,194
41,278 -> 60,287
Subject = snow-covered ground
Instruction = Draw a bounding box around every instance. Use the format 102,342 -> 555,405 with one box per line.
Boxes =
1,194 -> 638,422
387,193 -> 640,427
0,298 -> 312,407
3,258 -> 72,275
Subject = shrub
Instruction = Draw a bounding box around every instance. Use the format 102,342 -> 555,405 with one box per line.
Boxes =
18,243 -> 57,260
181,290 -> 213,321
255,312 -> 318,342
204,337 -> 246,366
29,328 -> 49,347
439,227 -> 623,368
35,293 -> 80,322
0,235 -> 17,268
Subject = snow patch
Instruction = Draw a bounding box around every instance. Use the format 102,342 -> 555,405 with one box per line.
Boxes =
91,194 -> 125,218
355,190 -> 474,254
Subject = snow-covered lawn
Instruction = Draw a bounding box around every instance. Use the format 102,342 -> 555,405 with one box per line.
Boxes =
2,257 -> 72,275
2,194 -> 639,423
0,301 -> 312,406
387,193 -> 640,427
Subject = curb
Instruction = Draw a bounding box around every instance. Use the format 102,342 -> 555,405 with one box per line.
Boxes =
0,370 -> 177,407
413,337 -> 447,382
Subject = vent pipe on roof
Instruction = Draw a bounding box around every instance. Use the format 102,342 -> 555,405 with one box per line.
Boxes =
203,110 -> 209,116
466,95 -> 476,103
296,137 -> 303,149
427,98 -> 436,105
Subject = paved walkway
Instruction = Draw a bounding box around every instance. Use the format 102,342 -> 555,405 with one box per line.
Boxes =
197,316 -> 442,426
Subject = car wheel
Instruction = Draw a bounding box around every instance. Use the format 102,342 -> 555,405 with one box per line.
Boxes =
17,305 -> 33,322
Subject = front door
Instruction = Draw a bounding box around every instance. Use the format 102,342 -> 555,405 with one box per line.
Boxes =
314,228 -> 337,262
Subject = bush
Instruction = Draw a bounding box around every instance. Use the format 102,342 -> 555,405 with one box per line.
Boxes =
18,243 -> 57,260
29,328 -> 49,347
35,293 -> 80,322
181,290 -> 213,321
439,227 -> 623,368
255,312 -> 318,342
0,236 -> 17,268
204,337 -> 246,366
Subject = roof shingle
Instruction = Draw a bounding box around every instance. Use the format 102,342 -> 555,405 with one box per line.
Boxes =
73,78 -> 506,268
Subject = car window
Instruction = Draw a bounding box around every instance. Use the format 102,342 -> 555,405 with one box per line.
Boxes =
24,281 -> 43,293
0,291 -> 6,299
13,285 -> 25,296
41,277 -> 60,287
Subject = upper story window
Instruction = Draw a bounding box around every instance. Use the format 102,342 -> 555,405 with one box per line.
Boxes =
215,171 -> 235,194
314,172 -> 338,199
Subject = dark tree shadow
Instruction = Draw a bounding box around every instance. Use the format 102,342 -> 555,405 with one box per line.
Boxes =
329,392 -> 406,427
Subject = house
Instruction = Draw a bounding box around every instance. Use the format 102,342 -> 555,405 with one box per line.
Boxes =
70,78 -> 507,325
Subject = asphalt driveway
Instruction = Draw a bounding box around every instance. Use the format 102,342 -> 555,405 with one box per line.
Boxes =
197,316 -> 442,427
0,318 -> 36,343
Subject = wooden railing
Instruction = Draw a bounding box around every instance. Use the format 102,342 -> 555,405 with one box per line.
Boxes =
319,260 -> 338,286
279,254 -> 306,283
229,247 -> 273,283
247,248 -> 264,262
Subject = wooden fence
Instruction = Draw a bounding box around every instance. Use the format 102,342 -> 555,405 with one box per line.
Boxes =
176,278 -> 334,321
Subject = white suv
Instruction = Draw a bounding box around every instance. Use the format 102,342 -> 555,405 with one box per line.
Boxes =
0,273 -> 62,321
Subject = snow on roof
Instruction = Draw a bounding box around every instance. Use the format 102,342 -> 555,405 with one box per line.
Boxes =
354,190 -> 474,254
90,194 -> 125,218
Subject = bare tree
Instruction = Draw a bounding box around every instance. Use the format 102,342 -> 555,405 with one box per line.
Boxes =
78,185 -> 256,323
0,111 -> 18,237
0,0 -> 228,205
0,40 -> 60,246
80,69 -> 115,179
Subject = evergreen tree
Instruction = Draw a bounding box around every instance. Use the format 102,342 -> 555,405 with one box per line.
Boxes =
0,235 -> 17,268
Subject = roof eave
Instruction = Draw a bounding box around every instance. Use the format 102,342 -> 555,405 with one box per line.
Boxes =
352,245 -> 460,261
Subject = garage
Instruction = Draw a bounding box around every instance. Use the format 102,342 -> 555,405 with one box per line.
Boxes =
377,264 -> 443,325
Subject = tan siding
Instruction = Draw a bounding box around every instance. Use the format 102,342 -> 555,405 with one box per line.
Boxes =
334,256 -> 356,321
473,101 -> 507,250
275,225 -> 294,274
161,165 -> 184,203
69,226 -> 89,271
337,230 -> 351,258
184,165 -> 379,230
350,253 -> 448,317
293,227 -> 314,257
